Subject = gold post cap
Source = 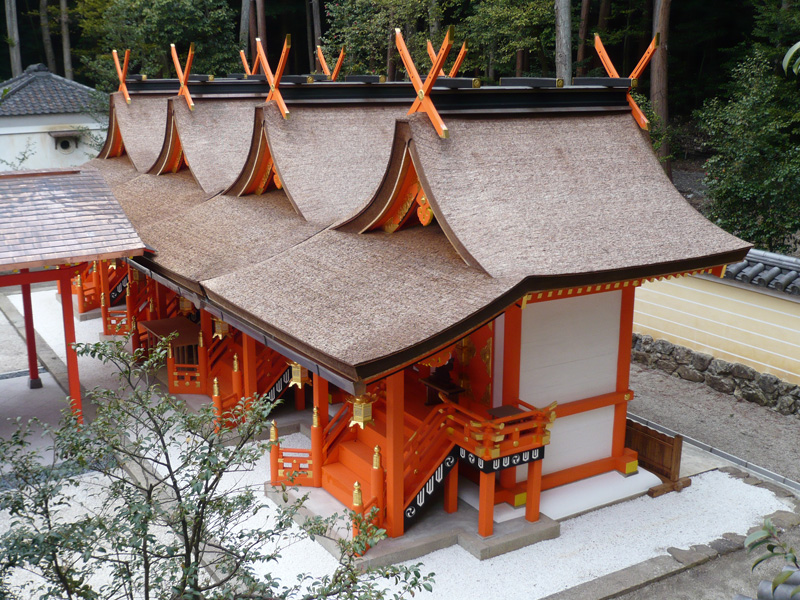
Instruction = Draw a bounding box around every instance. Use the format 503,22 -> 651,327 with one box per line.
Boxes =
353,481 -> 363,507
270,419 -> 278,441
312,406 -> 320,428
373,445 -> 381,469
233,353 -> 239,372
212,377 -> 219,397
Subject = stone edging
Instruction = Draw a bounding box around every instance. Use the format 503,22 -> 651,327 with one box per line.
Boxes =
631,334 -> 800,417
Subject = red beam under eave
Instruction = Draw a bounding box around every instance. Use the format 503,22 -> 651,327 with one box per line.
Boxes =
0,267 -> 80,288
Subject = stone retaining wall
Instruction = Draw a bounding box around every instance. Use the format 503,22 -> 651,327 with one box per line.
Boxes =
631,333 -> 800,416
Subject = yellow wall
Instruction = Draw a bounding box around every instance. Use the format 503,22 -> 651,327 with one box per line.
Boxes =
633,276 -> 800,385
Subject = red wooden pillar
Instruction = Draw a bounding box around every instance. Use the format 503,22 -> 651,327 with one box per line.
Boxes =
385,370 -> 405,538
444,461 -> 459,513
311,407 -> 323,486
20,270 -> 41,389
525,460 -> 542,522
60,272 -> 82,422
500,304 -> 522,490
233,353 -> 243,402
242,333 -> 258,401
478,470 -> 495,537
294,385 -> 305,411
200,310 -> 213,394
100,260 -> 111,335
613,287 -> 635,458
312,373 -> 329,430
155,281 -> 168,319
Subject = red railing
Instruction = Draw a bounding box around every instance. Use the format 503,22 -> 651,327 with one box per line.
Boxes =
322,402 -> 353,459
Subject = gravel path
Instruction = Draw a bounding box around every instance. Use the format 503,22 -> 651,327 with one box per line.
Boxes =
629,364 -> 800,483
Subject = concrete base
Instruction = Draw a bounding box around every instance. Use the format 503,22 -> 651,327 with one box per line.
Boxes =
266,477 -> 561,567
28,377 -> 43,389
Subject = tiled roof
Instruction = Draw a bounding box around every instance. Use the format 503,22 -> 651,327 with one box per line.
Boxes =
0,168 -> 145,271
0,64 -> 100,117
724,249 -> 800,296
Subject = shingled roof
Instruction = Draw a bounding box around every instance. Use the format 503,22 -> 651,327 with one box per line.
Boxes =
0,64 -> 99,117
92,81 -> 751,386
0,168 -> 145,271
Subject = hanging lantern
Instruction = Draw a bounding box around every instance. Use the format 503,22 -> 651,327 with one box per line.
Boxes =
179,297 -> 194,316
288,362 -> 312,389
348,393 -> 378,429
212,318 -> 230,340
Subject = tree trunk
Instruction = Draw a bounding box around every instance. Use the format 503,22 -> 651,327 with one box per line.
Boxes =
516,48 -> 525,77
5,0 -> 23,77
305,0 -> 314,72
651,0 -> 671,177
576,0 -> 591,75
239,0 -> 250,56
59,0 -> 72,79
386,29 -> 396,81
554,0 -> 572,83
311,0 -> 322,71
428,0 -> 439,37
39,0 -> 57,72
249,0 -> 257,62
598,0 -> 611,32
255,0 -> 266,48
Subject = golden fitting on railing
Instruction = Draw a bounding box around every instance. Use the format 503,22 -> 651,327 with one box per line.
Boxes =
100,293 -> 106,307
353,481 -> 363,507
312,406 -> 320,428
270,420 -> 278,442
168,343 -> 173,359
212,377 -> 220,397
373,446 -> 381,469
198,331 -> 204,348
233,353 -> 239,372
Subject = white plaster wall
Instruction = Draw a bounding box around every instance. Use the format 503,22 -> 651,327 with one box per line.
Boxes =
519,291 -> 621,408
0,114 -> 105,171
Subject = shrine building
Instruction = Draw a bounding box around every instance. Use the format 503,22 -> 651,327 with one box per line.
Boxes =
68,33 -> 750,555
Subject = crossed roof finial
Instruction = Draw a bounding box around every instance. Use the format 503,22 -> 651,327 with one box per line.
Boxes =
594,33 -> 659,130
317,45 -> 345,81
426,38 -> 468,78
112,49 -> 131,104
170,43 -> 196,111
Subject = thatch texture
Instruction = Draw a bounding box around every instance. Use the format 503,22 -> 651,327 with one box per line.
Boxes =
172,98 -> 261,195
110,170 -> 207,236
408,112 -> 751,279
85,156 -> 139,188
263,104 -> 405,225
110,92 -> 170,172
141,191 -> 322,282
203,225 -> 516,378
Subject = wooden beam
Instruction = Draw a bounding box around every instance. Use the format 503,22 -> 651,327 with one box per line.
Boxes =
255,37 -> 290,119
170,43 -> 195,110
330,46 -> 345,81
112,49 -> 131,104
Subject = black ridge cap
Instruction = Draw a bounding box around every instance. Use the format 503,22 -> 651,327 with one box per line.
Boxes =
123,78 -> 631,113
705,248 -> 800,297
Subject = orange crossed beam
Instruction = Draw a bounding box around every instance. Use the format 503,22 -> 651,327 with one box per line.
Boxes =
171,43 -> 195,110
317,45 -> 345,81
112,49 -> 131,104
426,38 -> 468,78
255,36 -> 291,119
594,33 -> 659,130
396,26 -> 454,139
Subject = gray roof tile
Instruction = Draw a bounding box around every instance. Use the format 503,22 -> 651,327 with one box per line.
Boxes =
0,64 -> 102,117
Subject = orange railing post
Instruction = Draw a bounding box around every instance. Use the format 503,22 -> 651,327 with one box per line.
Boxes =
198,331 -> 208,394
76,272 -> 86,314
270,420 -> 280,485
311,407 -> 323,487
232,353 -> 243,403
371,445 -> 384,522
167,343 -> 176,393
352,481 -> 363,540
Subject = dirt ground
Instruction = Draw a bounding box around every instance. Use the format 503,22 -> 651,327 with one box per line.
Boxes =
629,363 -> 800,483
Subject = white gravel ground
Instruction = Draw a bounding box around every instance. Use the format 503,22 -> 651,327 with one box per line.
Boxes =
0,289 -> 794,598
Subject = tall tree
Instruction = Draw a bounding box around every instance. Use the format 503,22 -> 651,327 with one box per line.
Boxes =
554,0 -> 571,82
255,0 -> 266,47
4,0 -> 22,77
651,0 -> 671,175
59,0 -> 73,79
39,0 -> 57,72
311,0 -> 322,70
239,0 -> 250,55
576,0 -> 590,75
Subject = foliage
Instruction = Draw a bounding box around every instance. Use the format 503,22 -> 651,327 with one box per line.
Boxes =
0,337 -> 433,600
0,138 -> 36,170
630,90 -> 671,161
697,50 -> 800,253
745,518 -> 800,598
76,0 -> 241,90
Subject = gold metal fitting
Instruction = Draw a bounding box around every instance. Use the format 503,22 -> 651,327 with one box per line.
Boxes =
168,343 -> 173,359
76,274 -> 82,285
630,77 -> 638,88
288,361 -> 311,389
353,481 -> 362,507
233,353 -> 239,372
100,293 -> 106,307
126,282 -> 131,296
556,78 -> 564,88
373,446 -> 381,470
198,331 -> 204,348
417,89 -> 424,100
212,377 -> 220,397
312,406 -> 320,428
624,392 -> 631,401
270,420 -> 278,442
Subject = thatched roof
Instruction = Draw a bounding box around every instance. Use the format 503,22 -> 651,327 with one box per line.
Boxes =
105,93 -> 170,172
96,88 -> 751,387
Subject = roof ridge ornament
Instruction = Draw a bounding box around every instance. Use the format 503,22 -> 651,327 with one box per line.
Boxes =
395,26 -> 454,139
170,43 -> 196,111
255,36 -> 291,119
112,49 -> 131,104
426,38 -> 468,78
317,45 -> 345,81
593,33 -> 658,130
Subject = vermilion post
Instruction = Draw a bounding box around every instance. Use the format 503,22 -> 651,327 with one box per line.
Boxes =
20,269 -> 41,389
312,373 -> 329,430
385,370 -> 405,537
242,333 -> 258,402
478,470 -> 495,537
443,461 -> 459,513
60,271 -> 82,422
613,286 -> 636,458
525,460 -> 542,522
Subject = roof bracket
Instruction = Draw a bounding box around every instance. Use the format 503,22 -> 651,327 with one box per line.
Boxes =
594,33 -> 658,131
255,36 -> 291,119
170,43 -> 195,111
317,45 -> 345,81
395,26 -> 454,139
112,49 -> 131,104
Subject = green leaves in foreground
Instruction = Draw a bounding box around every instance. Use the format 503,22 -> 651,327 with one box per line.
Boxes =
745,518 -> 800,598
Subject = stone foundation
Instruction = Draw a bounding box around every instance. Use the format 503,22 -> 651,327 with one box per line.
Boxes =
631,334 -> 800,416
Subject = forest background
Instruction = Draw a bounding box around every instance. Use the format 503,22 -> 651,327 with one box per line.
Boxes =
3,0 -> 800,253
